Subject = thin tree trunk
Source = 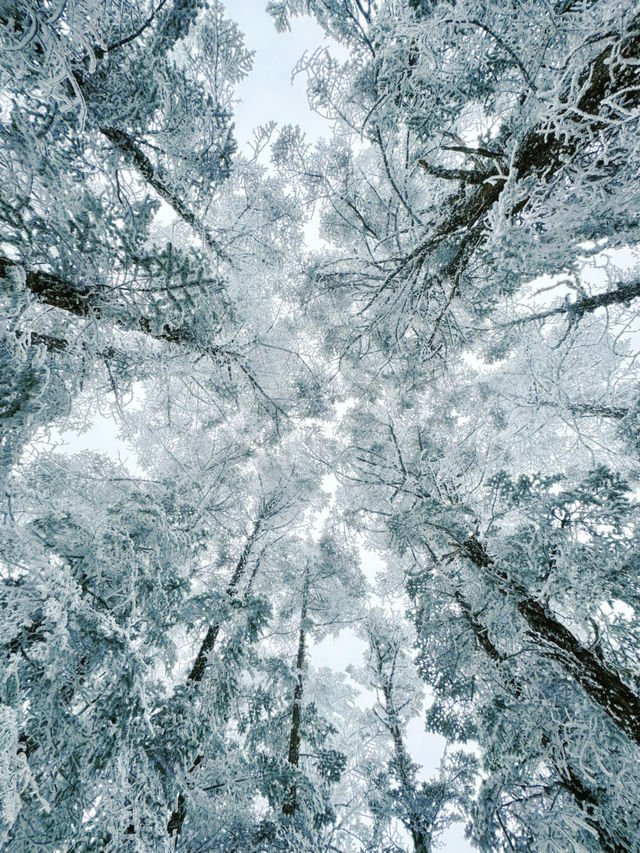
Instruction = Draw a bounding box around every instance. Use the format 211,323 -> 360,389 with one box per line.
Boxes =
68,42 -> 231,265
382,688 -> 431,853
282,565 -> 310,818
370,636 -> 432,853
167,504 -> 273,840
186,506 -> 272,684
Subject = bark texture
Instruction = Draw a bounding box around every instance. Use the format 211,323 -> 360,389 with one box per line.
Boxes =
460,538 -> 640,747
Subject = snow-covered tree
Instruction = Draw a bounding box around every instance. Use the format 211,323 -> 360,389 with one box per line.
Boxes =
3,1 -> 640,851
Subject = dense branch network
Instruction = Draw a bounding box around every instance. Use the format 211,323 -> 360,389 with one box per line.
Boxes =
2,2 -> 640,852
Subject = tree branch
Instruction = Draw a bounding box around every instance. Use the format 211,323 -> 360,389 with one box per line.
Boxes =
377,20 -> 640,336
100,127 -> 231,264
505,280 -> 640,327
417,158 -> 491,185
1,256 -> 286,419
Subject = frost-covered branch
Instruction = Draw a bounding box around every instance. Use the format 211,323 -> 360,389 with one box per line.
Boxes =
99,127 -> 231,264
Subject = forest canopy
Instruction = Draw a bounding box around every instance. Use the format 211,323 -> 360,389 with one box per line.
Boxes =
1,1 -> 640,851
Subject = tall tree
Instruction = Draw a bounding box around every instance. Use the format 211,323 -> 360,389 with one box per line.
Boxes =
271,0 -> 640,369
335,395 -> 640,845
359,611 -> 471,853
4,1 -> 640,851
0,450 -> 205,850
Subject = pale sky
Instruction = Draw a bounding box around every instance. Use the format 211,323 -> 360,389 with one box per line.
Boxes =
231,0 -> 338,151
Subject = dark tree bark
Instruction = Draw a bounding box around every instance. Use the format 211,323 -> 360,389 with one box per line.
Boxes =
382,694 -> 432,853
453,591 -> 630,853
0,257 -> 95,317
528,399 -> 629,420
0,254 -> 207,346
516,595 -> 640,745
380,18 -> 640,333
509,280 -> 640,327
282,564 -> 310,818
459,538 -> 640,747
186,502 -> 274,685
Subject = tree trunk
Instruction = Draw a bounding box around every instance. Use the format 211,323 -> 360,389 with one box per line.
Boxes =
0,254 -> 211,349
0,256 -> 284,418
398,19 -> 640,334
185,506 -> 271,684
454,591 -> 630,853
371,636 -> 433,853
516,594 -> 640,746
167,505 -> 272,840
460,539 -> 640,747
525,399 -> 629,420
382,688 -> 431,853
282,565 -> 310,818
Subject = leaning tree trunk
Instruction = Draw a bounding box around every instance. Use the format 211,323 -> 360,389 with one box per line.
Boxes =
385,18 -> 640,347
460,538 -> 640,747
454,590 -> 630,853
98,126 -> 229,263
